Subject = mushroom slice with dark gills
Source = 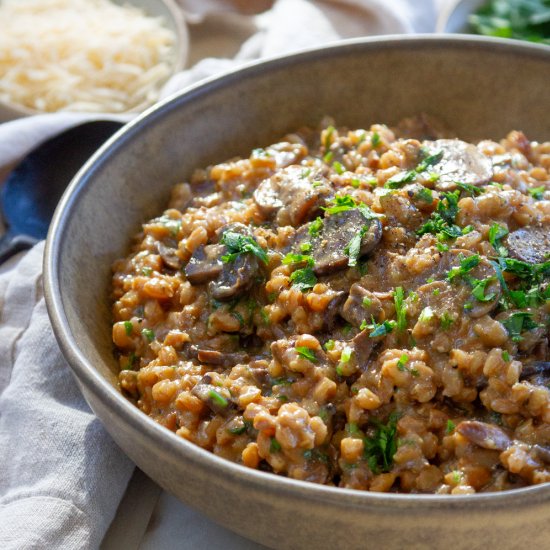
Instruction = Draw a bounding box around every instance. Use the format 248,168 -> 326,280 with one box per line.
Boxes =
506,225 -> 550,264
184,223 -> 266,301
253,165 -> 333,226
291,209 -> 382,276
422,139 -> 493,192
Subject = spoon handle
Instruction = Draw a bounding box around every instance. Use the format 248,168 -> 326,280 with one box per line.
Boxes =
0,230 -> 38,265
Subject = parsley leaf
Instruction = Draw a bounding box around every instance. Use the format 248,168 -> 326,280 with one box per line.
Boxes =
456,181 -> 482,196
528,186 -> 546,200
368,318 -> 396,338
295,346 -> 317,362
471,277 -> 497,302
385,150 -> 443,189
393,286 -> 407,331
220,231 -> 268,264
488,222 -> 509,257
345,225 -> 371,267
282,253 -> 314,267
309,217 -> 324,237
363,412 -> 400,473
447,254 -> 481,283
290,267 -> 317,292
501,312 -> 540,342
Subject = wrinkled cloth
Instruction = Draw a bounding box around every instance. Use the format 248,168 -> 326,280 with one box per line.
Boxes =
0,1 -> 438,548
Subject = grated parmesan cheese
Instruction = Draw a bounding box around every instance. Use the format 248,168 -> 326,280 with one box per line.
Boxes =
0,0 -> 177,113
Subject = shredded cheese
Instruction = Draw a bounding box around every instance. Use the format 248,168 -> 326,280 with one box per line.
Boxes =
0,0 -> 177,113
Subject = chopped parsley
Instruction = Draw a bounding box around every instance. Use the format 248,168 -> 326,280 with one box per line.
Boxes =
124,320 -> 133,336
502,350 -> 511,362
440,312 -> 454,330
208,389 -> 229,408
323,195 -> 379,221
345,225 -> 371,267
220,231 -> 268,264
324,339 -> 335,351
501,311 -> 540,342
323,125 -> 335,149
446,419 -> 456,434
368,318 -> 396,338
362,296 -> 372,307
308,217 -> 324,237
141,266 -> 153,276
371,131 -> 381,148
415,187 -> 434,203
417,190 -> 462,240
397,353 -> 409,371
340,345 -> 353,363
141,328 -> 155,342
295,346 -> 317,363
447,254 -> 481,283
471,276 -> 497,302
419,306 -> 434,323
363,412 -> 400,473
456,181 -> 482,196
385,150 -> 443,189
158,215 -> 181,237
332,161 -> 345,175
290,267 -> 317,292
393,286 -> 407,332
488,222 -> 509,257
528,185 -> 546,200
282,252 -> 314,266
270,437 -> 282,453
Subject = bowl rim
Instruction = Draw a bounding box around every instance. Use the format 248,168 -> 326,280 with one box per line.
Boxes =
44,34 -> 550,508
0,0 -> 189,119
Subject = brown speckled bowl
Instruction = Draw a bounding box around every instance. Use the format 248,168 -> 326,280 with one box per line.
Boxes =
44,36 -> 550,550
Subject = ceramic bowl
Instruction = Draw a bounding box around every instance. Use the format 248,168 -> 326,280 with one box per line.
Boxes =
0,0 -> 188,122
44,36 -> 550,550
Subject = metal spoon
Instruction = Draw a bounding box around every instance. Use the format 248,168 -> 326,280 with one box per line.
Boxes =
0,120 -> 123,264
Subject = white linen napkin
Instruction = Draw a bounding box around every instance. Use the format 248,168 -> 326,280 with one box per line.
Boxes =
0,1 -> 438,548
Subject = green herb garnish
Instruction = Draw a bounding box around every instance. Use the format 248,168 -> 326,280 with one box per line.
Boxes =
309,217 -> 324,237
488,222 -> 509,257
371,131 -> 381,148
368,319 -> 396,338
501,311 -> 540,342
141,328 -> 155,342
415,187 -> 434,203
393,286 -> 407,332
397,353 -> 409,371
345,225 -> 371,267
528,185 -> 546,200
363,412 -> 400,473
290,267 -> 317,292
208,389 -> 229,408
220,231 -> 268,264
270,437 -> 282,453
471,276 -> 497,302
447,254 -> 481,283
446,419 -> 456,434
295,346 -> 317,363
124,320 -> 133,336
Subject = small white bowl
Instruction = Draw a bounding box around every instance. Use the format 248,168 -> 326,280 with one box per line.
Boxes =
0,0 -> 188,122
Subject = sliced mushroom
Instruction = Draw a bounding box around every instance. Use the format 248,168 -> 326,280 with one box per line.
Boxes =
456,420 -> 512,451
185,224 -> 262,301
351,329 -> 376,368
196,348 -> 249,368
323,290 -> 346,331
296,209 -> 382,276
506,225 -> 550,264
341,284 -> 383,328
191,374 -> 235,415
253,165 -> 333,226
379,192 -> 422,229
423,139 -> 493,192
184,243 -> 224,284
156,241 -> 182,270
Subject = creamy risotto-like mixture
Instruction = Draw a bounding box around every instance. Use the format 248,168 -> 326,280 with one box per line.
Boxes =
112,116 -> 550,494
